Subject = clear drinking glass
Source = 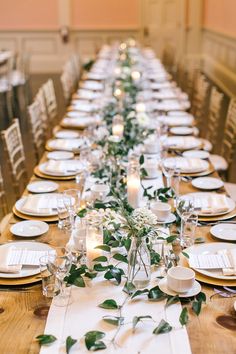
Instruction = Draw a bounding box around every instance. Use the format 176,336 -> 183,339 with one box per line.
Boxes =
176,197 -> 195,247
63,189 -> 81,226
181,213 -> 198,247
57,195 -> 71,230
39,255 -> 60,298
161,157 -> 176,188
67,218 -> 87,265
47,248 -> 72,307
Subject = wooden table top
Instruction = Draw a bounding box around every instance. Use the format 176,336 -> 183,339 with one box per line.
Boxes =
1,154 -> 236,354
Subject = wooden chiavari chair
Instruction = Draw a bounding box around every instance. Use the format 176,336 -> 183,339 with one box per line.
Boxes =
209,99 -> 236,179
27,100 -> 45,162
35,87 -> 50,139
42,79 -> 58,125
60,64 -> 74,105
204,86 -> 224,146
1,118 -> 27,199
190,73 -> 211,134
0,165 -> 11,234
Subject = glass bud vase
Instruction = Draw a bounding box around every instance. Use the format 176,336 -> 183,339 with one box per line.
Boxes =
127,237 -> 151,289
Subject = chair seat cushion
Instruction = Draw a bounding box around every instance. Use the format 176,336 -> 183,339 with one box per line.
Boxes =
209,154 -> 228,171
201,139 -> 213,152
225,182 -> 236,202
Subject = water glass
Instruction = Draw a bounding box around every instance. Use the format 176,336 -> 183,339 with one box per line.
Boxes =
39,255 -> 60,298
57,196 -> 70,230
63,189 -> 81,226
181,213 -> 198,247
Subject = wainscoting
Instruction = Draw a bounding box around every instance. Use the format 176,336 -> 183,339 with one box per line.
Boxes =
201,28 -> 236,98
0,29 -> 140,73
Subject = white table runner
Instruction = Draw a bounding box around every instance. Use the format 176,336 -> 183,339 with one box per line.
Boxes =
40,275 -> 192,354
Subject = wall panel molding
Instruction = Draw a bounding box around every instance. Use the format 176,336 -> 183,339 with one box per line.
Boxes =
0,29 -> 140,73
201,28 -> 236,98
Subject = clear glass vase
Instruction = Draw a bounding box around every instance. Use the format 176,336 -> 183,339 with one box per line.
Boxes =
127,237 -> 151,289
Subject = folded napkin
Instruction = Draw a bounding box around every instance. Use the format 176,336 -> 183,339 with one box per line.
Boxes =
44,160 -> 82,175
217,249 -> 236,276
0,247 -> 22,273
62,116 -> 101,128
49,138 -> 84,151
165,137 -> 200,149
21,195 -> 58,214
171,157 -> 207,173
193,195 -> 229,214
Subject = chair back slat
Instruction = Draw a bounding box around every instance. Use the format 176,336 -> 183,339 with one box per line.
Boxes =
1,118 -> 27,198
28,100 -> 45,161
205,86 -> 224,145
221,98 -> 236,167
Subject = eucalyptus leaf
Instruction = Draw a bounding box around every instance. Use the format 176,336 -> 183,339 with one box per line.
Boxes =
112,253 -> 128,264
123,281 -> 136,295
139,154 -> 145,165
92,256 -> 108,263
36,334 -> 57,346
153,319 -> 172,335
95,245 -> 111,252
84,271 -> 98,279
84,331 -> 106,351
98,299 -> 119,309
66,336 -> 77,354
77,208 -> 87,218
166,235 -> 178,243
131,289 -> 149,299
133,315 -> 153,332
182,251 -> 189,259
196,292 -> 206,303
192,300 -> 202,316
179,307 -> 189,326
194,237 -> 205,244
148,285 -> 167,301
166,295 -> 180,307
93,264 -> 109,272
103,316 -> 124,326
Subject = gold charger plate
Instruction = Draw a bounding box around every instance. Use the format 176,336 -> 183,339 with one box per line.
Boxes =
60,121 -> 86,130
0,274 -> 41,286
181,164 -> 215,178
181,257 -> 236,286
34,166 -> 76,181
13,206 -> 58,223
198,208 -> 236,222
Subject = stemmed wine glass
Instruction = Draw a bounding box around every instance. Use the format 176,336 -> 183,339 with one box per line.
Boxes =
161,156 -> 176,188
47,248 -> 72,307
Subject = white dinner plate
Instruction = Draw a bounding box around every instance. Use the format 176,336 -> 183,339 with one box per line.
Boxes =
168,111 -> 192,117
0,241 -> 53,278
39,160 -> 83,177
192,177 -> 224,191
47,138 -> 88,152
47,151 -> 74,160
158,116 -> 194,127
164,136 -> 202,151
185,242 -> 236,280
54,130 -> 80,139
180,192 -> 235,216
66,111 -> 88,118
159,278 -> 201,297
210,224 -> 236,241
15,193 -> 60,217
10,220 -> 49,237
164,157 -> 209,173
62,116 -> 101,128
182,150 -> 210,159
27,181 -> 58,193
170,127 -> 194,135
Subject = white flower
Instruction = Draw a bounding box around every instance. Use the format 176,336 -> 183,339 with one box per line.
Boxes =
136,112 -> 150,127
122,66 -> 131,75
127,110 -> 136,119
132,208 -> 157,229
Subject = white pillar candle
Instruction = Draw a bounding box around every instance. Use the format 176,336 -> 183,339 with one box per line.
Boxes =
131,70 -> 141,82
127,166 -> 141,209
112,124 -> 124,137
86,227 -> 103,269
136,102 -> 146,113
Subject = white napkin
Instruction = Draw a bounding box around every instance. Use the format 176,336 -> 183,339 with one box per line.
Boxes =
62,116 -> 101,128
218,249 -> 236,276
0,247 -> 22,273
165,137 -> 200,149
166,157 -> 207,173
194,195 -> 229,214
49,138 -> 84,151
21,195 -> 58,214
44,160 -> 82,175
80,80 -> 103,91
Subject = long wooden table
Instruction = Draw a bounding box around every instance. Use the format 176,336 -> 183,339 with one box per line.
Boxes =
1,159 -> 236,354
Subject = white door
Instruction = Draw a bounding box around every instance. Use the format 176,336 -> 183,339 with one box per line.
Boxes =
141,0 -> 187,59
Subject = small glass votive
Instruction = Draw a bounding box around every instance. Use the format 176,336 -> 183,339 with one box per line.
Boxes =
39,255 -> 59,298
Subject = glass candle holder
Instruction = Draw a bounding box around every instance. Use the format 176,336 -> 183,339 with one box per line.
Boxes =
112,114 -> 124,138
86,217 -> 103,269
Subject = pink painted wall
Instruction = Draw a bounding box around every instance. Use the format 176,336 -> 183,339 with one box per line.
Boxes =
71,0 -> 139,30
203,0 -> 236,37
0,0 -> 58,30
